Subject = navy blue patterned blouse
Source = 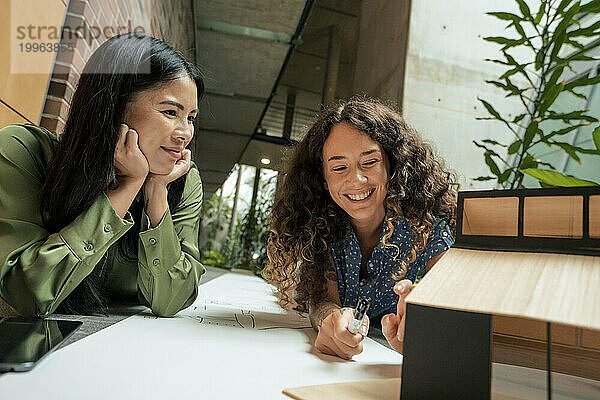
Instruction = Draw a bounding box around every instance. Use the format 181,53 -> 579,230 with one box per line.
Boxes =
331,216 -> 454,319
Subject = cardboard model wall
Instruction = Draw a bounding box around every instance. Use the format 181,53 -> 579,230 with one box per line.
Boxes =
401,187 -> 600,399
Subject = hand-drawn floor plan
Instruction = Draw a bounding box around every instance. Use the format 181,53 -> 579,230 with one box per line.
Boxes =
183,304 -> 311,330
178,273 -> 311,330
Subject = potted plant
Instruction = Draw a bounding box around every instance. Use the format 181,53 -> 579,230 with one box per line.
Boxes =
475,0 -> 600,188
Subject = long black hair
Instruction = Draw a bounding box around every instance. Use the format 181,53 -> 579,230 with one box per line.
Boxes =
41,33 -> 204,314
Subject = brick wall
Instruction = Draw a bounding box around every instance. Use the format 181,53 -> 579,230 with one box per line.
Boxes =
40,0 -> 195,133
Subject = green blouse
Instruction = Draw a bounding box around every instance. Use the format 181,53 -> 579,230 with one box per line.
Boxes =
0,124 -> 205,317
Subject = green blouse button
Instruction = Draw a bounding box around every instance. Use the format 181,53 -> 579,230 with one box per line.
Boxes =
84,243 -> 93,251
152,258 -> 160,266
149,238 -> 157,245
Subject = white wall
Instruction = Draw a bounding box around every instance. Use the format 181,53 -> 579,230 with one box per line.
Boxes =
402,0 -> 538,189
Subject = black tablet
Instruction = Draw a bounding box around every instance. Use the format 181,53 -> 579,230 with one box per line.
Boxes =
0,318 -> 82,372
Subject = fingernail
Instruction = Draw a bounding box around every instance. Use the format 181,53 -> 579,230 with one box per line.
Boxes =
398,283 -> 408,294
359,324 -> 368,336
397,333 -> 402,342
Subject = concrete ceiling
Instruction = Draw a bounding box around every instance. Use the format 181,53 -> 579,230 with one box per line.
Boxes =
193,0 -> 360,199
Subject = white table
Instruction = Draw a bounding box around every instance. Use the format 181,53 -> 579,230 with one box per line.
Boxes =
1,270 -> 598,399
0,271 -> 401,399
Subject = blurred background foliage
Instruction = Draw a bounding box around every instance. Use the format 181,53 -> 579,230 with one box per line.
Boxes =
199,164 -> 278,276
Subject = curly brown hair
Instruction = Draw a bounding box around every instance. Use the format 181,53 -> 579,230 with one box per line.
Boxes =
262,98 -> 458,312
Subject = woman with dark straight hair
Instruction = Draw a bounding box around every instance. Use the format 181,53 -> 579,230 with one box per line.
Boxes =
0,33 -> 205,317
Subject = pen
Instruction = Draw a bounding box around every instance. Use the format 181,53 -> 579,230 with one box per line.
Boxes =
348,297 -> 370,334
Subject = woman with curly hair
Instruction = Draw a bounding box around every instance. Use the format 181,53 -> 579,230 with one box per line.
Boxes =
263,98 -> 457,358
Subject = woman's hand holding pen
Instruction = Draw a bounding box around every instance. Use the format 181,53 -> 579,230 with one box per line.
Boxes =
381,279 -> 413,354
314,307 -> 369,360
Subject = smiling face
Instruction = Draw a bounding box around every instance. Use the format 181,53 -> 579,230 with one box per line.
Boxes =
322,122 -> 389,227
123,75 -> 198,175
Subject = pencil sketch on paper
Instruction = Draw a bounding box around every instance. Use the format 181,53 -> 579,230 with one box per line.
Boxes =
183,305 -> 311,330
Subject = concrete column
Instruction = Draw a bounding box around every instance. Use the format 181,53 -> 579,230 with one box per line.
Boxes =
227,165 -> 243,238
322,24 -> 341,107
216,186 -> 224,216
283,91 -> 296,139
249,167 -> 261,214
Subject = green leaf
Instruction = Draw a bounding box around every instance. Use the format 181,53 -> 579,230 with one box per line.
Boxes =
564,38 -> 586,50
553,142 -> 582,162
555,0 -> 572,15
593,125 -> 600,151
488,53 -> 530,67
534,1 -> 546,24
568,20 -> 600,37
484,36 -> 515,45
504,77 -> 524,96
486,79 -> 523,96
485,58 -> 510,65
552,141 -> 600,155
477,99 -> 517,133
575,38 -> 600,51
513,21 -> 527,39
537,160 -> 556,169
473,176 -> 495,181
486,79 -> 511,92
546,110 -> 598,123
482,139 -> 507,147
515,0 -> 533,20
520,154 -> 539,169
499,66 -> 524,80
498,169 -> 512,184
566,88 -> 589,101
564,74 -> 600,91
508,140 -> 522,154
487,12 -> 523,22
485,153 -> 502,177
513,113 -> 527,123
473,141 -> 502,157
545,124 -> 585,140
556,1 -> 582,35
535,49 -> 545,70
566,54 -> 597,62
539,81 -> 564,115
579,0 -> 600,14
478,98 -> 503,120
550,26 -> 567,62
503,52 -> 522,66
549,2 -> 581,62
522,120 -> 539,149
521,168 -> 599,186
484,36 -> 527,50
506,38 -> 527,50
547,65 -> 565,88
